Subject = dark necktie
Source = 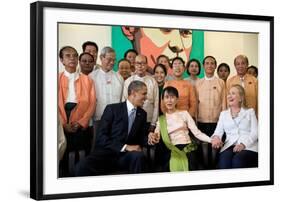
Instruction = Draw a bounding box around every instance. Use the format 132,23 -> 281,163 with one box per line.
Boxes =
128,108 -> 136,134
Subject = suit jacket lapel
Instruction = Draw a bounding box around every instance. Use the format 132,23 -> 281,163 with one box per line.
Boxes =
121,102 -> 129,135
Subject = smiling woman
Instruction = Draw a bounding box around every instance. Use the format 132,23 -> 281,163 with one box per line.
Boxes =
30,1 -> 273,199
211,84 -> 258,169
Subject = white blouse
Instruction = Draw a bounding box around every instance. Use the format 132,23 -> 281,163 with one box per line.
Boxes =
212,108 -> 258,152
63,70 -> 79,103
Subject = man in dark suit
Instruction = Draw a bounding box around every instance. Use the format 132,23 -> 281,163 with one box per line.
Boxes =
75,80 -> 148,176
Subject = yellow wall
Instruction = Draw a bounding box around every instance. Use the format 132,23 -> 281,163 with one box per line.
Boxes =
58,24 -> 111,71
205,31 -> 258,78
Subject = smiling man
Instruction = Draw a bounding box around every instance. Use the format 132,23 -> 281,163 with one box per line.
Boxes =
226,54 -> 258,115
75,81 -> 148,176
89,46 -> 124,150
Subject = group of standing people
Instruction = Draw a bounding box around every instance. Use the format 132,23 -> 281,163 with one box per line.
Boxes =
58,40 -> 259,177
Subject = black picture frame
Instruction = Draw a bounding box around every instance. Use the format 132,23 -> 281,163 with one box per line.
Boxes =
30,1 -> 274,200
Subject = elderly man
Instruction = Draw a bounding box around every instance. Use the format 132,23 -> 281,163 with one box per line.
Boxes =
123,54 -> 159,133
227,54 -> 258,116
89,46 -> 124,149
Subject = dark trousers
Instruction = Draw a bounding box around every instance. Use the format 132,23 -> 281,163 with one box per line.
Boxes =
59,103 -> 92,177
91,120 -> 101,152
218,146 -> 258,169
75,148 -> 145,176
197,122 -> 218,169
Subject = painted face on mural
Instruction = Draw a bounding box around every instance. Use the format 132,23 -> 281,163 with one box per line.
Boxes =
122,27 -> 192,68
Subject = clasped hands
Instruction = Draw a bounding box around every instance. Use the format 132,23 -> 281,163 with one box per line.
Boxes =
211,136 -> 223,149
63,122 -> 83,133
148,132 -> 160,145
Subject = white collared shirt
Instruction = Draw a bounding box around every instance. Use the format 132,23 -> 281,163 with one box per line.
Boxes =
204,75 -> 216,81
90,68 -> 124,120
126,100 -> 136,116
63,70 -> 79,103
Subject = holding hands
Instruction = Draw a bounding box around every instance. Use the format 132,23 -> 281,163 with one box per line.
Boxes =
148,132 -> 160,145
211,135 -> 245,152
211,135 -> 223,149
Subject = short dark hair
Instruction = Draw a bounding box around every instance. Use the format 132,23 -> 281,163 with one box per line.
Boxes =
217,62 -> 230,73
162,86 -> 179,99
247,65 -> 258,76
171,57 -> 185,67
128,80 -> 147,96
186,58 -> 201,76
153,63 -> 167,75
203,55 -> 217,66
124,49 -> 138,58
78,52 -> 95,61
156,54 -> 170,64
59,46 -> 78,59
118,58 -> 131,67
82,41 -> 99,52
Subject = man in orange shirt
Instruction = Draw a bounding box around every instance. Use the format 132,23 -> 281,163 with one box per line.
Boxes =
227,55 -> 258,116
58,46 -> 96,177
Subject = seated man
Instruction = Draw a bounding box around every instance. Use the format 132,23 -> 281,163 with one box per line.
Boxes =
75,81 -> 148,176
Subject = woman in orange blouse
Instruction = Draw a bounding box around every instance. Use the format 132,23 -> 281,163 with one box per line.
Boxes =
163,57 -> 197,119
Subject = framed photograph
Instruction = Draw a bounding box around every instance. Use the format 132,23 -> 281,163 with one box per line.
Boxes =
30,1 -> 274,200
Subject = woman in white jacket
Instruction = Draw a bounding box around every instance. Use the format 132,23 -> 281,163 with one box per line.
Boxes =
211,84 -> 258,169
